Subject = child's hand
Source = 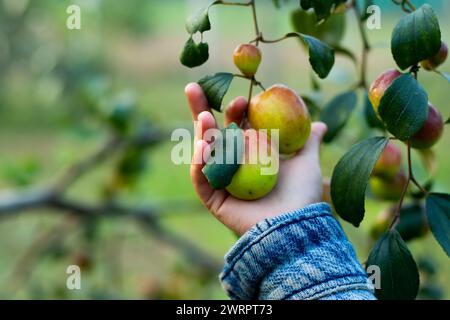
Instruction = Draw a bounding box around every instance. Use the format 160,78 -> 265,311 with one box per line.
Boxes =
185,83 -> 327,236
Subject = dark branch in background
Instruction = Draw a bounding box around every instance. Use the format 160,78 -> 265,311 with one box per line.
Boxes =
352,0 -> 371,89
0,125 -> 222,283
0,188 -> 222,275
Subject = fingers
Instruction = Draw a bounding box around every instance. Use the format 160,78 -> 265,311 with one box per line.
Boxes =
190,138 -> 228,215
191,140 -> 214,201
299,122 -> 328,159
195,111 -> 216,142
224,97 -> 248,126
185,83 -> 210,121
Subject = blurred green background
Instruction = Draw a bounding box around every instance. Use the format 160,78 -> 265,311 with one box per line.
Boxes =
0,0 -> 448,299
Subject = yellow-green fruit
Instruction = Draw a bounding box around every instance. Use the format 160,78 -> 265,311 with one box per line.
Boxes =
248,85 -> 311,154
233,44 -> 262,77
420,41 -> 448,71
226,130 -> 279,200
370,171 -> 407,202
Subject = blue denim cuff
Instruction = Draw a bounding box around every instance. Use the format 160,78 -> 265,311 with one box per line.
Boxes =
220,203 -> 374,300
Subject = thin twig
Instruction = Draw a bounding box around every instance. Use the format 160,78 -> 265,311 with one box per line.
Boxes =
390,142 -> 413,229
352,3 -> 371,89
250,0 -> 260,46
54,137 -> 121,190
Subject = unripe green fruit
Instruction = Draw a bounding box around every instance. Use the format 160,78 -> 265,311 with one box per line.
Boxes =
420,41 -> 448,71
368,69 -> 402,116
248,85 -> 311,154
233,44 -> 262,77
370,171 -> 407,202
372,142 -> 402,179
226,130 -> 279,200
410,103 -> 444,149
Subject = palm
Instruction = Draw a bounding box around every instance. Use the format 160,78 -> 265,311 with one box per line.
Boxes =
185,83 -> 326,235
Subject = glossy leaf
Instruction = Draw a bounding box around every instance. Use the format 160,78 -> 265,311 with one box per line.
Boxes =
378,74 -> 428,140
302,34 -> 335,78
197,73 -> 234,112
366,230 -> 420,300
391,4 -> 441,70
180,37 -> 209,68
300,0 -> 312,10
286,33 -> 334,79
202,123 -> 244,189
320,91 -> 357,143
186,3 -> 215,34
426,193 -> 450,257
331,137 -> 389,227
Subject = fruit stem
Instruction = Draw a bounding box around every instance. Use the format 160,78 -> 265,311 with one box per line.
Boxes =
240,77 -> 254,128
410,64 -> 419,79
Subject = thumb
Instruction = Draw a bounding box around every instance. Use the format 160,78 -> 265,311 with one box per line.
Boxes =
301,122 -> 328,158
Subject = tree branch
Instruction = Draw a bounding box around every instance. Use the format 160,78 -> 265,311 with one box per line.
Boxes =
0,189 -> 222,274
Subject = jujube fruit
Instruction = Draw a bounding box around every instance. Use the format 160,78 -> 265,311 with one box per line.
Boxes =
248,85 -> 311,154
369,171 -> 407,202
409,103 -> 444,149
226,129 -> 279,200
368,69 -> 402,116
372,142 -> 402,179
233,44 -> 262,77
420,41 -> 448,71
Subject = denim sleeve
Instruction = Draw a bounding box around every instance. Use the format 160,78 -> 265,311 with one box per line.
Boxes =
219,203 -> 375,300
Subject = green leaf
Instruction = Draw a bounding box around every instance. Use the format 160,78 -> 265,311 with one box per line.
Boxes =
202,123 -> 244,189
180,37 -> 209,68
331,137 -> 389,227
300,0 -> 312,10
302,34 -> 335,79
107,96 -> 135,133
426,193 -> 450,257
320,91 -> 357,143
378,73 -> 428,140
186,2 -> 216,34
363,92 -> 385,130
366,230 -> 420,300
197,73 -> 234,112
395,203 -> 428,242
391,4 -> 441,70
286,33 -> 334,79
291,9 -> 346,46
446,117 -> 450,124
302,94 -> 321,120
